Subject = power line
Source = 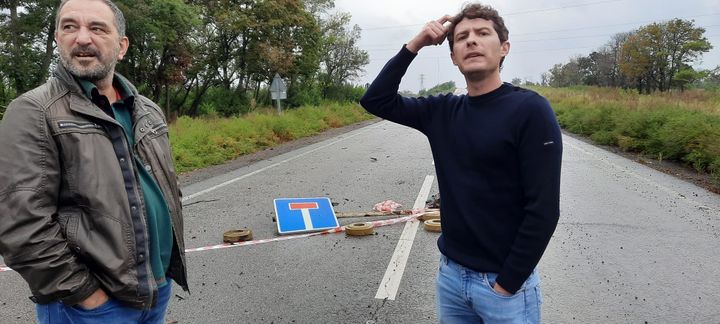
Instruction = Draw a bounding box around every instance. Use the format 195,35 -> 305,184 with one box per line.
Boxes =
513,13 -> 720,37
359,22 -> 720,53
362,0 -> 626,31
502,0 -> 624,16
361,12 -> 720,37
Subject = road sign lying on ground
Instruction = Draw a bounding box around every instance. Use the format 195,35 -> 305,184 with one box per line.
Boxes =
274,197 -> 339,234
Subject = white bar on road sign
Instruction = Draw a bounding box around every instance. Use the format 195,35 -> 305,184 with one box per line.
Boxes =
300,208 -> 313,230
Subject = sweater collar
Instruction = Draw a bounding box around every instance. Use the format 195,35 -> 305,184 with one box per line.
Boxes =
466,82 -> 513,103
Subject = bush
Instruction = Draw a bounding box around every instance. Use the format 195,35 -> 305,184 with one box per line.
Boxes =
202,87 -> 251,117
170,102 -> 374,172
537,86 -> 720,179
287,81 -> 322,107
323,84 -> 366,102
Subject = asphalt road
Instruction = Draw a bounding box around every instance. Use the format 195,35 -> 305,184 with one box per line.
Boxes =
1,120 -> 719,323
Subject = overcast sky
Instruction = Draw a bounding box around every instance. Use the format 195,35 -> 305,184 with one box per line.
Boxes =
333,0 -> 720,93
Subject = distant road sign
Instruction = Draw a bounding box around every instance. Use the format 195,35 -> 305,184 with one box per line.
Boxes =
274,197 -> 339,234
270,73 -> 287,100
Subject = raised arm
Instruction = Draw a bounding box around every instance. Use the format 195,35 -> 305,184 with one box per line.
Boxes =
360,15 -> 453,132
406,15 -> 453,53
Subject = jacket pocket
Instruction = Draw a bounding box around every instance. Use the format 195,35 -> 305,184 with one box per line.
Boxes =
57,208 -> 130,270
56,208 -> 85,258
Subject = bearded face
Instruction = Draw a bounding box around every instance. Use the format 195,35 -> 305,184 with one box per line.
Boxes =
58,43 -> 120,81
55,0 -> 128,82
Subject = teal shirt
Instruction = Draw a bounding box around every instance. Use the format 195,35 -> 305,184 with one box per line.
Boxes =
79,78 -> 173,288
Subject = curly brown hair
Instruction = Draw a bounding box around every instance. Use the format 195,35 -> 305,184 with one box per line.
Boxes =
447,3 -> 509,66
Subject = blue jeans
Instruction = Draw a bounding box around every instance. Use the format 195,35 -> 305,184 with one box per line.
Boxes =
36,283 -> 172,324
436,254 -> 542,324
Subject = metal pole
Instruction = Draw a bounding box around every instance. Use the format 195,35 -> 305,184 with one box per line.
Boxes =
276,99 -> 282,114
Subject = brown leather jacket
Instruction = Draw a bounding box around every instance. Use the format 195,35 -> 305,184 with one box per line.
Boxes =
0,64 -> 188,309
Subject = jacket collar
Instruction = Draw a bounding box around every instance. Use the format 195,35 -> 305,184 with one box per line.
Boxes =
53,63 -> 141,100
52,64 -> 142,123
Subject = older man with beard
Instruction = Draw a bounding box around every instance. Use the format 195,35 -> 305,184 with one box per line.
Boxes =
0,0 -> 188,322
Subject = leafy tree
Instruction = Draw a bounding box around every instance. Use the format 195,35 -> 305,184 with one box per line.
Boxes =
0,0 -> 56,98
115,0 -> 199,116
0,0 -> 369,119
619,19 -> 712,92
318,12 -> 368,98
673,67 -> 705,91
697,66 -> 720,89
399,90 -> 416,97
418,81 -> 456,97
547,59 -> 584,87
248,0 -> 322,107
179,0 -> 257,115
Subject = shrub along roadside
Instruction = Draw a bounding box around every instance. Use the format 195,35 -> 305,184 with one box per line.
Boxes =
169,101 -> 374,173
535,86 -> 720,181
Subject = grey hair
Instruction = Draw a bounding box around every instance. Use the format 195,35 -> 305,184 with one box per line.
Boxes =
55,0 -> 127,37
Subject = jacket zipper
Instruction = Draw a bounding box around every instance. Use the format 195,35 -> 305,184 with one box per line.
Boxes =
57,121 -> 102,129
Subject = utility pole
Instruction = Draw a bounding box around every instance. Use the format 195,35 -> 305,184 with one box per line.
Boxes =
420,74 -> 425,90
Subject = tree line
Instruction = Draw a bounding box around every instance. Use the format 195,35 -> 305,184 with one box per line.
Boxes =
541,19 -> 718,93
0,0 -> 369,119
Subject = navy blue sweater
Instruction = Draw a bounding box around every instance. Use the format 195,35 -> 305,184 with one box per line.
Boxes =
360,46 -> 562,293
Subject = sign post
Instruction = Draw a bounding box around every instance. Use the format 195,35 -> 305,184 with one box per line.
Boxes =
270,73 -> 287,114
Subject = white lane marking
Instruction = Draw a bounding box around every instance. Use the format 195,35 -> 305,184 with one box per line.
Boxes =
181,125 -> 378,203
564,136 -> 719,214
375,175 -> 435,300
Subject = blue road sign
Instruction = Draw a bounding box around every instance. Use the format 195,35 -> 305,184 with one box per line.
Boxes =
274,197 -> 339,235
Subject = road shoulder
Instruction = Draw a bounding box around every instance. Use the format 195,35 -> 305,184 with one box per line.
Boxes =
562,130 -> 720,194
178,118 -> 381,187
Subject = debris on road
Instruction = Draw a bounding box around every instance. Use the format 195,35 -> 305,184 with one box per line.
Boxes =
418,210 -> 440,221
223,229 -> 253,243
426,193 -> 440,209
423,219 -> 441,233
345,222 -> 375,236
373,199 -> 402,212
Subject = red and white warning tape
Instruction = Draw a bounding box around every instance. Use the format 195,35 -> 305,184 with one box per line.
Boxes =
185,212 -> 422,253
0,211 -> 430,273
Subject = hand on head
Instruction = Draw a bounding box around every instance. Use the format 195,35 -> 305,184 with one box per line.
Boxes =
406,15 -> 453,54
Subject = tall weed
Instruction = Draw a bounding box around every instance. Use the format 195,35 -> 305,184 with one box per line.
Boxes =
169,102 -> 374,172
536,86 -> 720,179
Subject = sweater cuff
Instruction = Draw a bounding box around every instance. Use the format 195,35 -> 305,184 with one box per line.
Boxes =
400,44 -> 419,58
496,272 -> 525,295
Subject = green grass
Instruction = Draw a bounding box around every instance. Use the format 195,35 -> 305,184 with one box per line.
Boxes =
534,86 -> 720,180
169,101 -> 374,173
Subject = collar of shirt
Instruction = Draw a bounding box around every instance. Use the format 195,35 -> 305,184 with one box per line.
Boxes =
77,76 -> 136,118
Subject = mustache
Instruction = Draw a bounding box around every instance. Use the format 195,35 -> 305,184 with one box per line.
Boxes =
70,46 -> 101,57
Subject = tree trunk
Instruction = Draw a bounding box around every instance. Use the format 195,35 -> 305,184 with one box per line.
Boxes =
164,82 -> 170,120
152,47 -> 169,102
8,4 -> 25,94
172,77 -> 196,115
41,18 -> 56,79
188,81 -> 212,116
